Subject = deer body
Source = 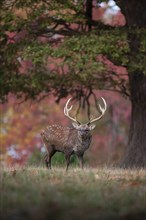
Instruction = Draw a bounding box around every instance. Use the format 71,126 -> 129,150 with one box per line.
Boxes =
41,97 -> 107,170
41,124 -> 93,170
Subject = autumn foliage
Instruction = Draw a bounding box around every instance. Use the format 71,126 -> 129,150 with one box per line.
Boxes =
1,0 -> 146,168
0,92 -> 130,166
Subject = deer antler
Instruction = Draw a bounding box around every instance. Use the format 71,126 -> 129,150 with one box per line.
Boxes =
64,98 -> 80,124
88,97 -> 107,124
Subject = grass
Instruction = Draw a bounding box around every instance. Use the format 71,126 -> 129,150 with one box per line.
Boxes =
0,166 -> 146,220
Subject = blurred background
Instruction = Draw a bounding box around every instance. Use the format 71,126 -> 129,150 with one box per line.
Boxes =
0,0 -> 131,168
0,92 -> 130,167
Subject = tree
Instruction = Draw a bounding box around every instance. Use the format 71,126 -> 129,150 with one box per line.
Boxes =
0,0 -> 146,167
117,0 -> 146,167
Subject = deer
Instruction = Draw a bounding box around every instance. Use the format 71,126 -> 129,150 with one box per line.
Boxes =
40,97 -> 107,171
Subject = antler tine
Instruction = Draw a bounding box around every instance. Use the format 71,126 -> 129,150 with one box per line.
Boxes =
64,98 -> 79,123
89,97 -> 107,124
64,98 -> 73,113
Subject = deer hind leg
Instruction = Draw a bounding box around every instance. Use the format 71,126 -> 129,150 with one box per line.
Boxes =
44,149 -> 56,169
44,152 -> 49,168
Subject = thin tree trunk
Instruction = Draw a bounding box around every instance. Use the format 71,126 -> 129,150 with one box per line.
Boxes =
85,0 -> 93,30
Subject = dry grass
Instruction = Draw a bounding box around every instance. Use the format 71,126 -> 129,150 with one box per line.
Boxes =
0,166 -> 146,220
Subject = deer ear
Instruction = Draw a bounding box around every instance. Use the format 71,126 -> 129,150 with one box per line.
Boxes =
89,124 -> 96,130
72,122 -> 79,129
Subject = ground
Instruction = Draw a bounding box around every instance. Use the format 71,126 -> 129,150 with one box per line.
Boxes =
0,166 -> 146,220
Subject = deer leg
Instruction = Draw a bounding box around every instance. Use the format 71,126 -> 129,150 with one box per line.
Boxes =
44,150 -> 56,169
77,154 -> 84,169
44,152 -> 49,168
65,154 -> 71,172
48,150 -> 56,169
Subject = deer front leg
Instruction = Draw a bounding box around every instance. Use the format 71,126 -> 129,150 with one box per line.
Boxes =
65,154 -> 71,172
77,154 -> 84,169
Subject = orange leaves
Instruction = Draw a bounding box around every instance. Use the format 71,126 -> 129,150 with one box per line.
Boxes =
1,96 -> 69,165
1,92 -> 131,166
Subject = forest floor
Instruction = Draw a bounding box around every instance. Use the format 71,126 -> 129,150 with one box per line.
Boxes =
0,166 -> 146,220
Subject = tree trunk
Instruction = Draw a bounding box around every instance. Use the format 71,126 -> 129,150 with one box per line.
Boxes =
117,0 -> 146,167
85,0 -> 93,30
122,71 -> 146,168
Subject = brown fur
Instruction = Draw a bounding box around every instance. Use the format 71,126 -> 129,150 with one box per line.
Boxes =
41,123 -> 95,170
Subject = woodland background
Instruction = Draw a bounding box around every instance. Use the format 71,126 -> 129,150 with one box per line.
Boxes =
0,92 -> 130,166
0,0 -> 132,167
0,0 -> 146,168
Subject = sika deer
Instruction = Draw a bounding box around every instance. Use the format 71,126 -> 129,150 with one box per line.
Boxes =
41,97 -> 107,170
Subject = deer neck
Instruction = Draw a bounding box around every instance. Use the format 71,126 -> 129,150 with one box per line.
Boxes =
77,132 -> 92,145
